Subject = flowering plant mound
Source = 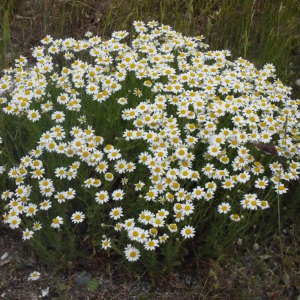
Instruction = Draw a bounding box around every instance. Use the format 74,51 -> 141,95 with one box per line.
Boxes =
0,21 -> 299,269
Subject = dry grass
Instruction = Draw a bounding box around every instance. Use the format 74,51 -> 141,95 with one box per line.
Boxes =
1,0 -> 300,86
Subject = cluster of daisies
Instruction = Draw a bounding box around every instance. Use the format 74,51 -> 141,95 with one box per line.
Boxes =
0,20 -> 300,262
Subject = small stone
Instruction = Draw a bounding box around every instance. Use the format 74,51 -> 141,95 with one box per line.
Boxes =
295,79 -> 300,86
0,256 -> 11,267
74,271 -> 92,288
13,253 -> 22,267
253,243 -> 259,251
1,252 -> 9,261
41,287 -> 49,297
24,256 -> 36,267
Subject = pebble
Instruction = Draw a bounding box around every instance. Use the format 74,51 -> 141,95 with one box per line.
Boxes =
0,252 -> 9,261
74,271 -> 92,288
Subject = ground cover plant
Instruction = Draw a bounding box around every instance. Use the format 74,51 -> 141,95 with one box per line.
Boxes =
0,1 -> 300,299
1,18 -> 300,274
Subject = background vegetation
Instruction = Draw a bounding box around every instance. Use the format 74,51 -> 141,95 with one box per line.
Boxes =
1,0 -> 300,88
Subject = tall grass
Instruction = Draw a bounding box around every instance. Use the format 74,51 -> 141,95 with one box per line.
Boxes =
1,0 -> 299,85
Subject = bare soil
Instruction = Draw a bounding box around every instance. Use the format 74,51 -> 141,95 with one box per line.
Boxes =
0,223 -> 204,300
1,221 -> 300,300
